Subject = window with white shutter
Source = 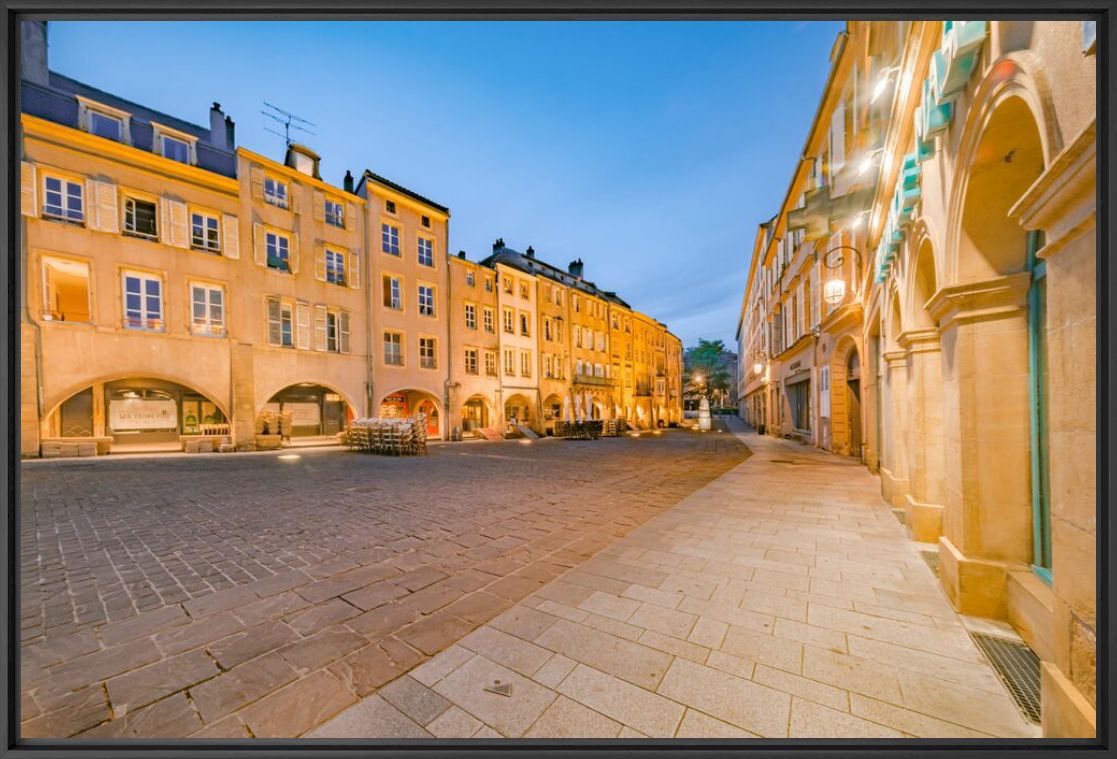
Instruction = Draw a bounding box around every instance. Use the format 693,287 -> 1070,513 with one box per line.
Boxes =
222,215 -> 240,259
296,301 -> 311,350
21,162 -> 37,216
348,249 -> 360,290
313,304 -> 328,350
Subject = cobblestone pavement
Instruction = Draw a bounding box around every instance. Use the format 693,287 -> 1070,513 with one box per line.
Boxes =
19,429 -> 749,738
312,419 -> 1040,740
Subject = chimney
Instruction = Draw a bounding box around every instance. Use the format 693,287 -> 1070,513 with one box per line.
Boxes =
457,251 -> 467,259
224,115 -> 236,150
526,246 -> 535,259
209,103 -> 227,150
568,258 -> 584,279
343,170 -> 354,193
21,21 -> 49,87
492,237 -> 505,251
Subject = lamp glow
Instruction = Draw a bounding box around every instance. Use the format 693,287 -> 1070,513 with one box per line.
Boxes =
823,278 -> 846,306
858,156 -> 874,175
753,362 -> 764,375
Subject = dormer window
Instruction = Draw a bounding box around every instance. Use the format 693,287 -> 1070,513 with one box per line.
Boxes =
90,112 -> 123,141
264,177 -> 289,209
421,215 -> 431,228
152,123 -> 198,166
385,200 -> 397,214
77,97 -> 131,145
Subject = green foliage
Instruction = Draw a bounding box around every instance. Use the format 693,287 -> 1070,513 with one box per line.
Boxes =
684,338 -> 731,403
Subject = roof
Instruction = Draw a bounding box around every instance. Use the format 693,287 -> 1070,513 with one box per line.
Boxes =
358,170 -> 449,214
478,245 -> 632,310
49,72 -> 214,141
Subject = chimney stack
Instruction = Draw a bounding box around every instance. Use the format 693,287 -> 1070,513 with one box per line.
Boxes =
21,21 -> 49,87
209,103 -> 227,150
457,250 -> 467,259
343,170 -> 354,193
492,238 -> 505,251
224,115 -> 236,150
568,258 -> 584,279
526,246 -> 535,259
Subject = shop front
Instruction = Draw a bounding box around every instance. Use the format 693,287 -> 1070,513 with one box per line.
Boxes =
265,383 -> 350,438
379,390 -> 441,438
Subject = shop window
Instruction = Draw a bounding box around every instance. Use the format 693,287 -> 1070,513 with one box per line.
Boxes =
42,257 -> 92,323
788,379 -> 811,432
124,197 -> 158,240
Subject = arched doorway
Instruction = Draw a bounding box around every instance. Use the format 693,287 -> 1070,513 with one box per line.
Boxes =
47,378 -> 228,453
264,383 -> 352,438
462,395 -> 491,434
379,389 -> 442,438
504,394 -> 531,427
846,349 -> 862,461
541,394 -> 564,434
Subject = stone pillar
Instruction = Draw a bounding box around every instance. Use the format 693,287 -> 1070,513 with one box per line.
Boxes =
91,383 -> 106,438
880,350 -> 909,508
928,273 -> 1032,618
899,329 -> 946,542
21,321 -> 41,457
230,343 -> 257,450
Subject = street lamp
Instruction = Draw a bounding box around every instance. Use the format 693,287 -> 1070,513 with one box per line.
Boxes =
871,66 -> 901,103
822,245 -> 863,306
857,148 -> 886,176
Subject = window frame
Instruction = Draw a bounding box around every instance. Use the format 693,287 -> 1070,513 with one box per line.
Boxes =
263,176 -> 289,209
419,335 -> 438,370
381,222 -> 401,256
325,248 -> 347,286
189,281 -> 226,337
40,255 -> 93,325
265,230 -> 292,273
384,330 -> 404,366
190,209 -> 221,254
41,173 -> 84,225
417,235 -> 435,267
417,283 -> 436,317
121,270 -> 165,332
123,195 -> 159,240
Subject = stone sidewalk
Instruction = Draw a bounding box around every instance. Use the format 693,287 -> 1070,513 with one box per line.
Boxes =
311,422 -> 1039,739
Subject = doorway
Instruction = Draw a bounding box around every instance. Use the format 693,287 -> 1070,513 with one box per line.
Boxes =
847,349 -> 863,461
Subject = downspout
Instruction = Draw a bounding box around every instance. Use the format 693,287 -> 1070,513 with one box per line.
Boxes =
442,216 -> 452,438
363,197 -> 374,417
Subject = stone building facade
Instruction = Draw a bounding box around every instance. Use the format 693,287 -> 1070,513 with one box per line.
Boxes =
735,20 -> 1097,737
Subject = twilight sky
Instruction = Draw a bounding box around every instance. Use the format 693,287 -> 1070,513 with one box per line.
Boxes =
48,20 -> 844,348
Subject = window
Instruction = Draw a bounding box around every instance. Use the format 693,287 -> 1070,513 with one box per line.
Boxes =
382,224 -> 400,255
191,212 -> 220,253
326,310 -> 351,353
385,200 -> 396,214
485,351 -> 497,376
520,281 -> 529,299
418,237 -> 434,267
325,199 -> 344,227
122,272 -> 163,331
465,348 -> 479,375
419,337 -> 437,369
576,359 -> 584,376
418,285 -> 435,316
384,331 -> 403,365
573,295 -> 580,313
465,303 -> 477,330
544,354 -> 553,378
502,307 -> 514,334
124,197 -> 158,239
520,311 -> 530,337
264,177 -> 288,208
41,257 -> 91,323
466,271 -> 475,287
421,215 -> 431,228
266,297 -> 294,347
575,328 -> 582,348
503,349 -> 516,376
89,111 -> 123,142
266,232 -> 290,272
483,307 -> 495,333
382,275 -> 402,310
503,276 -> 513,294
544,317 -> 552,341
161,135 -> 190,164
325,249 -> 346,285
42,176 -> 83,223
484,277 -> 493,293
191,283 -> 224,337
520,351 -> 532,378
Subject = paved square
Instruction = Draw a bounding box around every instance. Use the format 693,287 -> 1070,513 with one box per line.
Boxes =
20,430 -> 748,738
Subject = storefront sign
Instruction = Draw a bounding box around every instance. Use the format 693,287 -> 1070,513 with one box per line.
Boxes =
110,398 -> 178,431
285,402 -> 321,427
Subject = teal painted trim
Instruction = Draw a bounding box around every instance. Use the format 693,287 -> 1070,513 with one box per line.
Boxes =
1026,230 -> 1052,573
1032,565 -> 1053,586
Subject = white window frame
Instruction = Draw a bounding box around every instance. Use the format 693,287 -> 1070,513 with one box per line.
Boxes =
465,348 -> 479,375
384,331 -> 403,366
381,223 -> 401,255
42,174 -> 84,224
418,284 -> 435,317
190,282 -> 225,337
483,307 -> 495,334
324,198 -> 345,228
465,303 -> 477,330
266,231 -> 291,272
417,236 -> 434,267
325,248 -> 347,285
419,336 -> 437,369
191,210 -> 221,253
122,271 -> 164,332
123,196 -> 159,240
264,177 -> 289,209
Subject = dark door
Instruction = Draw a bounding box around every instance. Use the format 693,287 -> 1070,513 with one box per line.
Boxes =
322,400 -> 345,435
848,379 -> 862,461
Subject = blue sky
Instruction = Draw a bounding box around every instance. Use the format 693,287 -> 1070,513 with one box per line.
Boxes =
47,20 -> 844,348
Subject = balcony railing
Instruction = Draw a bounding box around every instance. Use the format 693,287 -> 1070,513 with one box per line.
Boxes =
573,374 -> 617,387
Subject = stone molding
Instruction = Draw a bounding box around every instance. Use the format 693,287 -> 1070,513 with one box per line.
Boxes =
925,272 -> 1031,329
896,327 -> 941,353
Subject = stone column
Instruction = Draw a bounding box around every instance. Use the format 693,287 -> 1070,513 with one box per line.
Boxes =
230,343 -> 257,451
880,350 -> 909,508
928,272 -> 1032,618
898,329 -> 946,541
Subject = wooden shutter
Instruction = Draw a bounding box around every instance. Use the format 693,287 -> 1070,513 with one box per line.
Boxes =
312,190 -> 325,222
296,301 -> 311,350
313,304 -> 327,351
85,179 -> 98,229
266,297 -> 281,345
314,241 -> 326,281
340,311 -> 351,353
171,200 -> 189,248
250,165 -> 264,200
159,197 -> 172,244
253,223 -> 266,266
348,248 -> 360,290
289,233 -> 300,274
95,181 -> 119,234
809,263 -> 819,327
289,183 -> 300,215
21,162 -> 37,217
222,214 -> 240,259
346,202 -> 357,231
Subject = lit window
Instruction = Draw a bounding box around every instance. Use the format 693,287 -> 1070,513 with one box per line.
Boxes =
382,224 -> 400,255
191,284 -> 224,337
89,111 -> 123,142
122,272 -> 163,331
124,198 -> 158,239
41,257 -> 92,323
264,178 -> 288,208
325,199 -> 345,227
418,285 -> 435,316
325,249 -> 346,285
162,135 -> 191,163
384,331 -> 403,365
191,212 -> 220,253
42,176 -> 83,223
265,232 -> 290,272
420,337 -> 437,369
418,237 -> 434,267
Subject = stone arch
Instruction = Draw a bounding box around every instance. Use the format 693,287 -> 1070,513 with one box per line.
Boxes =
461,393 -> 494,433
45,370 -> 230,424
257,378 -> 359,421
830,335 -> 863,458
908,236 -> 940,330
945,53 -> 1057,286
261,381 -> 360,439
377,387 -> 443,438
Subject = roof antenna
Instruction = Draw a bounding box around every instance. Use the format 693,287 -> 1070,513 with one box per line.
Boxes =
261,102 -> 316,147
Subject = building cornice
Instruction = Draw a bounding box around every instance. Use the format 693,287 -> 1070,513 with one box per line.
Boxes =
237,147 -> 365,204
896,327 -> 941,353
925,272 -> 1031,329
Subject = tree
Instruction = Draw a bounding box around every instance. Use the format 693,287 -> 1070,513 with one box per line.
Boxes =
684,339 -> 732,407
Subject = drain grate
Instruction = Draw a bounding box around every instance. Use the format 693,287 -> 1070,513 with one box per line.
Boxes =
920,551 -> 940,576
971,633 -> 1042,724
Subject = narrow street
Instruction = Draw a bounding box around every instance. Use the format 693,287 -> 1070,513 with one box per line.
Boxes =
312,419 -> 1038,739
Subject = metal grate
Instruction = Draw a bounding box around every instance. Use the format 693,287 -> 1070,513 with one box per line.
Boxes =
971,633 -> 1042,724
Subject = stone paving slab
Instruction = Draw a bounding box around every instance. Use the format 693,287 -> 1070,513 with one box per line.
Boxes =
20,431 -> 747,738
314,420 -> 1041,739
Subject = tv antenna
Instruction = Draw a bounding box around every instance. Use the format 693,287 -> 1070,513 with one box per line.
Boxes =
261,102 -> 316,147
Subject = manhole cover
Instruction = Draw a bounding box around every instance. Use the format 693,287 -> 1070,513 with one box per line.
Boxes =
971,633 -> 1041,724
